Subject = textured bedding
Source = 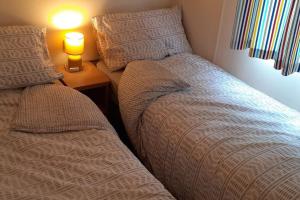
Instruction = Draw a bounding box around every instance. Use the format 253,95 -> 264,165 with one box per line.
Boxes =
119,53 -> 300,200
0,26 -> 62,89
12,84 -> 111,133
92,7 -> 192,71
0,85 -> 174,200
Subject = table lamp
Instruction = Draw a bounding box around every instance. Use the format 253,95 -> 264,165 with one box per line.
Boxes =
64,32 -> 84,72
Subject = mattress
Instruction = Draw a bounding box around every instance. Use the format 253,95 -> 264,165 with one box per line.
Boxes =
119,53 -> 300,200
0,85 -> 174,200
97,61 -> 123,103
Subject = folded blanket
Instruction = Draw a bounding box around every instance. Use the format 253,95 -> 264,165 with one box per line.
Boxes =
119,60 -> 190,154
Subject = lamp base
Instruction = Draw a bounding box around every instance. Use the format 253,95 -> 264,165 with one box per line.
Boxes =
65,55 -> 82,73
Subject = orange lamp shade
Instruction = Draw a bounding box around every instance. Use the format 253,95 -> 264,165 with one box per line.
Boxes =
64,32 -> 84,55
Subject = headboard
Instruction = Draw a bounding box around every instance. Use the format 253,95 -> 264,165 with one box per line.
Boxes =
0,0 -> 172,65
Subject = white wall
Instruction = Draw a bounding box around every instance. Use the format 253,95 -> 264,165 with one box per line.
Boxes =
214,0 -> 300,111
175,0 -> 223,61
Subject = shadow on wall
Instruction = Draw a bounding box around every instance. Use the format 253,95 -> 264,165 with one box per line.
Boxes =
0,0 -> 172,65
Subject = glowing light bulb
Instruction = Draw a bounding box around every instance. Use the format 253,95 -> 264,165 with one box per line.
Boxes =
52,10 -> 83,29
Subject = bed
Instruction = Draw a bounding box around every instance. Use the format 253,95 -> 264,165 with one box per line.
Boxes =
118,53 -> 300,200
0,84 -> 175,200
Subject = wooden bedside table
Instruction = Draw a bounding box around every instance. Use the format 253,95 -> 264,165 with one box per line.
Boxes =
56,62 -> 111,115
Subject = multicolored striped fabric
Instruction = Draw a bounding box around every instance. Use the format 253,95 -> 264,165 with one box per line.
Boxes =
231,0 -> 300,76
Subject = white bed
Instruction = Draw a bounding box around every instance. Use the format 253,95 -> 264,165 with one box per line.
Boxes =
0,84 -> 175,200
118,53 -> 300,200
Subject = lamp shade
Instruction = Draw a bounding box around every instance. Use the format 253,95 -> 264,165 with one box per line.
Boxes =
64,32 -> 84,55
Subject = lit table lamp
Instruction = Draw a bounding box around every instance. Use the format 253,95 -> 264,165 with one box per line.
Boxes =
64,32 -> 84,72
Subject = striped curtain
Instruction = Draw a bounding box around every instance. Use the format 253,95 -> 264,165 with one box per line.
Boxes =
231,0 -> 300,76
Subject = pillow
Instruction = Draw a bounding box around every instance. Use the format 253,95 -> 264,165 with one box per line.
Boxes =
0,26 -> 63,89
11,84 -> 112,133
92,7 -> 192,71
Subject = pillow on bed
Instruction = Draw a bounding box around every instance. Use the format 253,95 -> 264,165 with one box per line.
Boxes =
92,7 -> 192,71
11,84 -> 112,133
0,26 -> 62,89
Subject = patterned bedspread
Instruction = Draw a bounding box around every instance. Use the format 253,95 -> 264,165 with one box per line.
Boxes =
0,86 -> 174,200
119,53 -> 300,200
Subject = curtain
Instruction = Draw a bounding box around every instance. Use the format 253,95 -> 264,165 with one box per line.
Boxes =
231,0 -> 300,76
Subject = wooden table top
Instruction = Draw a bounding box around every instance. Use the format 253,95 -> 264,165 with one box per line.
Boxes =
56,62 -> 111,91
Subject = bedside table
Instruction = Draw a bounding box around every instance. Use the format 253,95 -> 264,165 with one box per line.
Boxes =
56,62 -> 111,115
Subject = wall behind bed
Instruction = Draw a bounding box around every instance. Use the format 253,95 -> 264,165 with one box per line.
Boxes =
174,0 -> 223,61
214,0 -> 300,112
0,0 -> 172,65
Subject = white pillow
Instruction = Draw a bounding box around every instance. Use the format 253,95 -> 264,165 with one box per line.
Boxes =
0,26 -> 62,89
12,84 -> 111,133
92,7 -> 192,71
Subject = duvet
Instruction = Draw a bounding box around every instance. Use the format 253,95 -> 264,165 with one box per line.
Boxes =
119,53 -> 300,200
0,84 -> 174,200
